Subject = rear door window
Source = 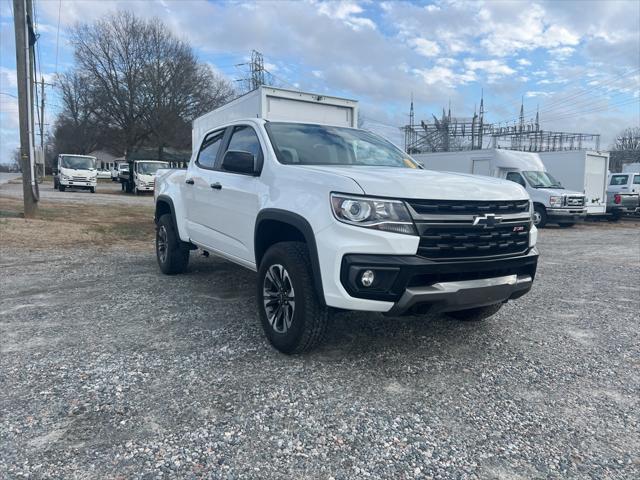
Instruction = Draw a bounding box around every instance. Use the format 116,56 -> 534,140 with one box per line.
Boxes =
610,175 -> 629,186
197,130 -> 225,169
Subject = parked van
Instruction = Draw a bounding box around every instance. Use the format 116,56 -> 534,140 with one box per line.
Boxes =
53,154 -> 97,193
414,149 -> 587,227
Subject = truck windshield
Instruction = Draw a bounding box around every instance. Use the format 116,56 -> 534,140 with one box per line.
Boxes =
266,122 -> 420,168
522,171 -> 563,188
137,162 -> 168,174
60,156 -> 95,170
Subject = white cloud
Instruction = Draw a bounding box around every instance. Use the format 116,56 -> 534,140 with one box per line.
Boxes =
525,91 -> 553,98
464,59 -> 515,76
517,58 -> 532,66
413,66 -> 476,88
409,37 -> 440,57
0,67 -> 17,89
315,1 -> 376,31
549,46 -> 575,60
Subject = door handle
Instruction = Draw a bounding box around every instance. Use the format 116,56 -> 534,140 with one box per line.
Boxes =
210,182 -> 222,190
185,178 -> 194,185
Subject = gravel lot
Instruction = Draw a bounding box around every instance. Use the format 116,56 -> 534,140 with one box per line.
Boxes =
1,220 -> 639,479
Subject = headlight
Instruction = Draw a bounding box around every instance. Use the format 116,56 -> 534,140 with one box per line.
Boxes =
61,174 -> 71,180
330,193 -> 417,235
549,196 -> 563,208
139,182 -> 146,187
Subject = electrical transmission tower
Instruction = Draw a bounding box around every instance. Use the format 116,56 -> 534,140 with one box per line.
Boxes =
250,50 -> 265,91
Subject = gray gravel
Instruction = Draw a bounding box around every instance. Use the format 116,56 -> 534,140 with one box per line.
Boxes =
1,224 -> 639,479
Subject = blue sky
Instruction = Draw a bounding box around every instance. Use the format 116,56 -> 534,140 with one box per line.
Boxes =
1,0 -> 638,163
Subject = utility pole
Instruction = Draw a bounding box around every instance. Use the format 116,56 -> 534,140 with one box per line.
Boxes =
250,50 -> 265,91
13,0 -> 38,217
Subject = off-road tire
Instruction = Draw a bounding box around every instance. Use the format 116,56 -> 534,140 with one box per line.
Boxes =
257,242 -> 329,354
533,204 -> 547,228
156,214 -> 190,275
446,303 -> 503,321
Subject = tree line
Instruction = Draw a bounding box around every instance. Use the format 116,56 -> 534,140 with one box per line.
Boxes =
52,11 -> 235,161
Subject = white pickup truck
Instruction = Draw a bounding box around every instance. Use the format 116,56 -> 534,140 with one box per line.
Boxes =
154,87 -> 539,353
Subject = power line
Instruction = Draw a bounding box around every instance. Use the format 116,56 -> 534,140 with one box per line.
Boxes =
54,0 -> 61,75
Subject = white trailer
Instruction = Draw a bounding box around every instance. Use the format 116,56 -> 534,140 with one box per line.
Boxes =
538,150 -> 609,215
192,86 -> 358,150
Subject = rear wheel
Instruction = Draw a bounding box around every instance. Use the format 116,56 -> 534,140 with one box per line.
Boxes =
257,242 -> 329,354
446,303 -> 503,321
533,204 -> 547,228
156,214 -> 190,274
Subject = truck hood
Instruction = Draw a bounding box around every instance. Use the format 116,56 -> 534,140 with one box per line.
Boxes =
294,165 -> 528,201
535,187 -> 584,197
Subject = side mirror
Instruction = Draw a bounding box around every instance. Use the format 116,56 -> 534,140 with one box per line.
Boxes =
222,150 -> 257,175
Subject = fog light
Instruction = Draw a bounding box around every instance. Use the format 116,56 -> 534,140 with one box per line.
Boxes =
361,270 -> 375,287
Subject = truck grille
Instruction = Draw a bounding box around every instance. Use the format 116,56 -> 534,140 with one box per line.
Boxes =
566,196 -> 584,207
407,199 -> 529,216
72,176 -> 87,182
406,199 -> 532,261
416,222 -> 530,259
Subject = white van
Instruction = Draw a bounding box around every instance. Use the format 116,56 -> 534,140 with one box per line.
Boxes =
414,149 -> 587,227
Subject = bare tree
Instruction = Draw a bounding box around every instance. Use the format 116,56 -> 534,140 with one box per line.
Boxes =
141,20 -> 235,156
66,12 -> 235,158
613,127 -> 640,151
53,70 -> 99,154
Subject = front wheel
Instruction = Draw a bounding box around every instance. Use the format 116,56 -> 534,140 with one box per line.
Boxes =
58,184 -> 66,192
90,187 -> 96,193
533,205 -> 547,228
257,242 -> 329,354
446,303 -> 503,321
156,214 -> 190,274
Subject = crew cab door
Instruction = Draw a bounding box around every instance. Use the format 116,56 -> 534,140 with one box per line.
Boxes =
209,124 -> 264,266
184,128 -> 227,250
184,125 -> 263,267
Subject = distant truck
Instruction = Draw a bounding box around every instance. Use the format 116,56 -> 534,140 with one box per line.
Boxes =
119,160 -> 169,194
53,154 -> 97,193
414,149 -> 587,228
538,150 -> 609,216
606,172 -> 640,219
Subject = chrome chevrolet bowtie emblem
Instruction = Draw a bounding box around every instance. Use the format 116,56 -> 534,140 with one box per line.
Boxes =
473,213 -> 503,227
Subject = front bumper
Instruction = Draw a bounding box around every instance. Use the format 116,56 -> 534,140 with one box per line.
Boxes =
60,179 -> 96,187
547,208 -> 586,222
341,248 -> 538,316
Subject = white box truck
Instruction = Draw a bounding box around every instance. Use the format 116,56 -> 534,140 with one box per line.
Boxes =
414,149 -> 587,228
538,150 -> 609,216
192,86 -> 358,151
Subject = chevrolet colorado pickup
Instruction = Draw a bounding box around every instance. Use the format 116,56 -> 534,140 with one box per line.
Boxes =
154,119 -> 538,353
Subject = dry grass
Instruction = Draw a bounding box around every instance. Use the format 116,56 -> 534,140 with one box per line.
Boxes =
0,195 -> 155,250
